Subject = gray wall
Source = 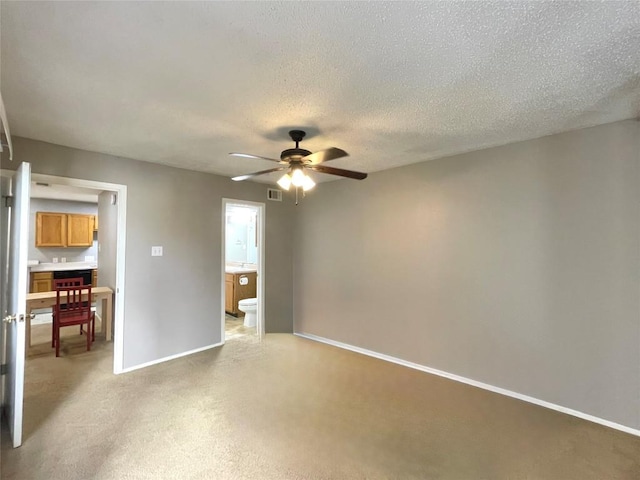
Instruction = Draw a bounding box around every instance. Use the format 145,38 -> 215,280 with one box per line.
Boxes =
96,190 -> 117,325
28,198 -> 98,264
293,120 -> 640,430
97,191 -> 117,290
2,137 -> 295,369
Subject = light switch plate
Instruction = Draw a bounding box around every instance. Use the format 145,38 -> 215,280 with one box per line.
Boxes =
52,257 -> 58,263
151,246 -> 163,257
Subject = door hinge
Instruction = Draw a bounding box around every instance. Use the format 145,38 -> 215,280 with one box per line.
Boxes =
3,195 -> 12,208
0,364 -> 7,375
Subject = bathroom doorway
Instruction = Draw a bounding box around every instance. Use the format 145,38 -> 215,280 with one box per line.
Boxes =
221,199 -> 265,342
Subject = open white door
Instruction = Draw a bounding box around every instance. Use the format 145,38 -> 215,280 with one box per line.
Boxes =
1,162 -> 30,448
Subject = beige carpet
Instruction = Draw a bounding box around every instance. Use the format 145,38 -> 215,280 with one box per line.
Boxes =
2,328 -> 639,479
27,316 -> 105,359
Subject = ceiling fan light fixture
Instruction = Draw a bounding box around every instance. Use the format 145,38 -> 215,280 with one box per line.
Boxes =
277,173 -> 292,191
290,168 -> 306,188
301,174 -> 315,191
229,129 -> 366,203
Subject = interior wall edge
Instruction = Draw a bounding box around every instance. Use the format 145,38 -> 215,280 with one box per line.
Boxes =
119,341 -> 224,374
294,331 -> 640,438
292,119 -> 640,432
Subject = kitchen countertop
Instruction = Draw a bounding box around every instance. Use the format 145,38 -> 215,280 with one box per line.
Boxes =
225,266 -> 257,274
29,262 -> 98,272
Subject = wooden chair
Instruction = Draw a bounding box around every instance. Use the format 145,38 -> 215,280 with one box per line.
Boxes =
52,285 -> 95,357
52,277 -> 95,343
53,277 -> 84,289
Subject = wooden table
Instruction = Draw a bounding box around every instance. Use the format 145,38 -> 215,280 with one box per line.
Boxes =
25,286 -> 114,347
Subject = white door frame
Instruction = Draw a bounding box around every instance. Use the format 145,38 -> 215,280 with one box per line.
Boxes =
221,198 -> 265,341
16,171 -> 128,374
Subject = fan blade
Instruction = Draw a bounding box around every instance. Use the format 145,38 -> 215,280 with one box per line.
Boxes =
229,152 -> 282,163
303,147 -> 348,165
232,166 -> 287,182
308,165 -> 367,180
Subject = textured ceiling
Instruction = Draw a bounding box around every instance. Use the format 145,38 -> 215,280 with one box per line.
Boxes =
1,1 -> 639,184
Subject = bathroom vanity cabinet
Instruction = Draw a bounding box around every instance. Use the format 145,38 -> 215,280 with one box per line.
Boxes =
225,271 -> 257,316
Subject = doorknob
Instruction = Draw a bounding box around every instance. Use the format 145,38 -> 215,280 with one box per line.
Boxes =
2,314 -> 26,324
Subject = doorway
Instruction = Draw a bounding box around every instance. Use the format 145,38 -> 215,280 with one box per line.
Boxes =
26,173 -> 127,373
1,168 -> 127,447
221,199 -> 265,342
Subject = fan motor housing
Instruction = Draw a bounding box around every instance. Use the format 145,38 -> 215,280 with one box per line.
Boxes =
280,148 -> 312,161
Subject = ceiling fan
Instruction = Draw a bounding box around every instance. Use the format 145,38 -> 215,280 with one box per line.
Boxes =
230,130 -> 367,193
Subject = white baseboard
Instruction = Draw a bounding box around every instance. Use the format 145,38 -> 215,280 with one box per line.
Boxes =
120,341 -> 224,374
295,332 -> 640,438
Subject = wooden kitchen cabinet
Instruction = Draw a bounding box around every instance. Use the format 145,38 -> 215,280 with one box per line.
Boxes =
30,272 -> 53,293
66,214 -> 94,247
29,268 -> 97,293
36,212 -> 94,247
93,215 -> 98,231
36,212 -> 67,247
225,271 -> 257,316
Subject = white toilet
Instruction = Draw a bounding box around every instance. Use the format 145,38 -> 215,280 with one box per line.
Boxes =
238,298 -> 258,328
